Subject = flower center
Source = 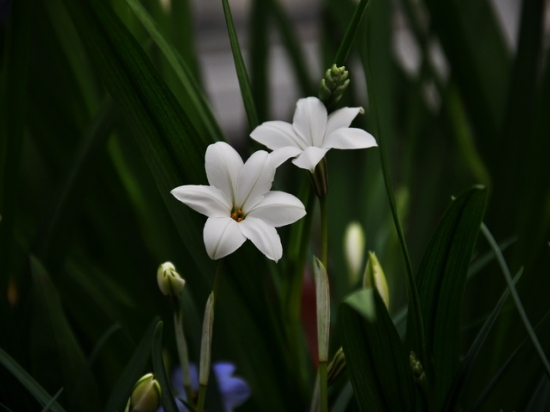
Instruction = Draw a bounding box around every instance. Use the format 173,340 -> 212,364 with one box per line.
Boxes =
231,209 -> 245,222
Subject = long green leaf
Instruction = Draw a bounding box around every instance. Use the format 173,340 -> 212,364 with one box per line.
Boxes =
442,268 -> 523,410
339,288 -> 417,411
220,0 -> 259,130
125,0 -> 225,143
0,347 -> 66,412
62,0 -> 214,277
363,0 -> 426,366
41,388 -> 64,412
250,0 -> 270,123
411,186 -> 487,408
334,0 -> 369,65
29,256 -> 100,412
469,309 -> 550,411
481,223 -> 550,379
103,317 -> 159,412
152,321 -> 179,412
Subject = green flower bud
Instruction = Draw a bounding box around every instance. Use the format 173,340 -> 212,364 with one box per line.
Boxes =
409,352 -> 425,383
318,64 -> 350,110
157,262 -> 186,298
327,347 -> 346,386
363,252 -> 390,310
125,373 -> 161,412
343,221 -> 366,286
313,257 -> 330,363
199,292 -> 215,386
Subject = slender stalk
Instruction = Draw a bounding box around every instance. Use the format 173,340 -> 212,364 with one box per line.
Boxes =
319,361 -> 328,412
173,310 -> 193,403
196,261 -> 223,412
213,259 -> 224,302
320,197 -> 328,270
196,384 -> 207,412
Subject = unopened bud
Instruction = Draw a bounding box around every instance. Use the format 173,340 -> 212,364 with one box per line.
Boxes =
409,352 -> 425,383
318,64 -> 350,110
363,252 -> 390,310
327,347 -> 346,385
157,262 -> 186,298
125,373 -> 161,412
313,257 -> 330,363
199,292 -> 215,386
343,222 -> 366,286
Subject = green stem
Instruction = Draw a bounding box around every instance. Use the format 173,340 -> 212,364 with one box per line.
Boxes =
173,310 -> 193,403
196,384 -> 207,412
319,361 -> 328,412
213,259 -> 224,302
320,197 -> 328,270
196,260 -> 223,412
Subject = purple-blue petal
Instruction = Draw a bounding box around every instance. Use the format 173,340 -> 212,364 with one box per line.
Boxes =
158,362 -> 250,412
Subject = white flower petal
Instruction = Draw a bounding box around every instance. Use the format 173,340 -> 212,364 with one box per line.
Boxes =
203,217 -> 246,260
292,97 -> 327,147
250,121 -> 306,150
239,217 -> 282,262
171,185 -> 231,217
326,107 -> 363,136
291,146 -> 329,173
205,142 -> 243,204
269,146 -> 304,168
236,150 -> 275,211
323,128 -> 377,150
247,191 -> 306,227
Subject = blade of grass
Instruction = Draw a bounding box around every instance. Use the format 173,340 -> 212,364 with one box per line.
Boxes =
103,317 -> 159,412
250,0 -> 270,123
41,388 -> 64,412
63,0 -> 215,277
0,347 -> 67,412
469,309 -> 550,411
220,0 -> 259,130
334,0 -> 369,65
481,223 -> 550,379
442,268 -> 523,410
29,256 -> 100,412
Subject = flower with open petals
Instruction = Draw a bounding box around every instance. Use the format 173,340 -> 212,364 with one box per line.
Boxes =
171,142 -> 306,262
250,96 -> 377,172
158,362 -> 251,412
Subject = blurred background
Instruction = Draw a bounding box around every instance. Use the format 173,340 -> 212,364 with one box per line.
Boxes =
2,0 -> 550,410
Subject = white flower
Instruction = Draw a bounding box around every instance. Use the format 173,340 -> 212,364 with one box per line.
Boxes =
171,142 -> 306,262
250,96 -> 377,172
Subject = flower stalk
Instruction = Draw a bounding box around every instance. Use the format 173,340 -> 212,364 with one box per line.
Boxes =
197,292 -> 215,412
314,257 -> 330,412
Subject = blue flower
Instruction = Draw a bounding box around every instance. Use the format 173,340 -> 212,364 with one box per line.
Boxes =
158,362 -> 251,412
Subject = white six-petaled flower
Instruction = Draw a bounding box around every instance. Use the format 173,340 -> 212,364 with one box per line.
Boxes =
250,96 -> 377,172
171,142 -> 306,262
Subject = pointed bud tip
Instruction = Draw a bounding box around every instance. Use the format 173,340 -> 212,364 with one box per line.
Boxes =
363,252 -> 390,310
128,373 -> 161,412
